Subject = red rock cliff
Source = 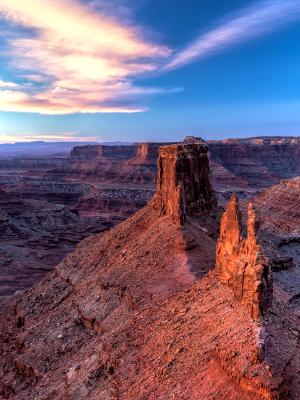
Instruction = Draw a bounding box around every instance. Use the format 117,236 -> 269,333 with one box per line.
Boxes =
216,194 -> 273,320
155,143 -> 217,225
127,143 -> 168,165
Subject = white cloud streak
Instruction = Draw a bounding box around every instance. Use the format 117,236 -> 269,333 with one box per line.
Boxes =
0,131 -> 101,143
164,0 -> 300,71
0,80 -> 19,88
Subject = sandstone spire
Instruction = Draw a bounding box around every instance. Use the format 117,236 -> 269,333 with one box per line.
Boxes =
216,194 -> 272,320
155,143 -> 217,225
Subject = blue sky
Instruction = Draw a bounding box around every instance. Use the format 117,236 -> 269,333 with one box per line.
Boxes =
0,0 -> 299,143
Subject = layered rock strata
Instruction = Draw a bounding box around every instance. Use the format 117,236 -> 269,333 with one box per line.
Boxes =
155,143 -> 217,225
70,144 -> 136,161
254,177 -> 300,235
209,136 -> 300,192
216,194 -> 273,320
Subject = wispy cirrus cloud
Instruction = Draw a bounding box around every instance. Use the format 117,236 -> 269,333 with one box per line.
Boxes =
164,0 -> 300,71
0,0 -> 171,114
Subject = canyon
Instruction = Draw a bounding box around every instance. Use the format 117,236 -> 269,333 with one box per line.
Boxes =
0,136 -> 299,303
0,141 -> 300,399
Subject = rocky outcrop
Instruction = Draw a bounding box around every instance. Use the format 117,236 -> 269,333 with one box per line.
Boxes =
216,194 -> 273,320
155,143 -> 217,225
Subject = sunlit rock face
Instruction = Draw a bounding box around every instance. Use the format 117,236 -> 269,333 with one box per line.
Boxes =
155,143 -> 217,225
216,194 -> 273,320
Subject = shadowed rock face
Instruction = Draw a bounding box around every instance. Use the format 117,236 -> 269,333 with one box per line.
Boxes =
216,194 -> 273,320
155,143 -> 217,225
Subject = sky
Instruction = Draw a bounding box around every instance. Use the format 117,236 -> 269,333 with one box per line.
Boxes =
0,0 -> 299,143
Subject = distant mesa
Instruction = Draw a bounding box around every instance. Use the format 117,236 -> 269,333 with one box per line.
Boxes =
70,144 -> 136,161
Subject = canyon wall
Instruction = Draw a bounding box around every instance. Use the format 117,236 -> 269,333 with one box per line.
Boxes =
68,137 -> 300,194
216,194 -> 273,320
70,144 -> 136,161
253,178 -> 300,314
69,142 -> 171,185
126,143 -> 166,165
209,137 -> 300,191
254,177 -> 300,235
2,136 -> 299,194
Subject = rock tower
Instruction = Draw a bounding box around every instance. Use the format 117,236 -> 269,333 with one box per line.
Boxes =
155,143 -> 217,225
216,194 -> 273,320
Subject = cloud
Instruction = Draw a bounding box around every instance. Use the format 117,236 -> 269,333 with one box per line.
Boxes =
0,80 -> 19,88
0,0 -> 171,114
0,131 -> 101,143
164,0 -> 300,71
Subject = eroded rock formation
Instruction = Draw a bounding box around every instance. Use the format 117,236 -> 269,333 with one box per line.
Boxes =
155,143 -> 217,224
216,194 -> 273,320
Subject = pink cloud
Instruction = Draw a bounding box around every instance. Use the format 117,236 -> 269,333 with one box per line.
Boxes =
0,0 -> 171,114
